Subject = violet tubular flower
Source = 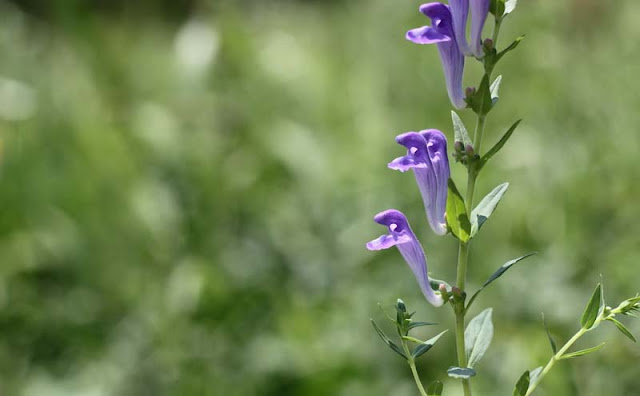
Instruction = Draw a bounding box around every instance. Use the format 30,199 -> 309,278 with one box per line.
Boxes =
470,0 -> 490,57
406,3 -> 466,109
448,0 -> 471,56
388,130 -> 450,236
366,210 -> 444,307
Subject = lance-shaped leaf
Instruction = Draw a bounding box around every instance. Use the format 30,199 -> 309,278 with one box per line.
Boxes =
452,111 -> 473,148
470,182 -> 509,237
560,342 -> 605,359
407,321 -> 439,331
465,308 -> 494,367
542,313 -> 557,354
371,319 -> 406,359
427,381 -> 444,396
466,253 -> 537,310
496,35 -> 525,62
446,178 -> 471,242
607,317 -> 636,342
580,283 -> 603,329
480,119 -> 521,169
412,330 -> 448,359
513,370 -> 529,396
447,367 -> 476,379
529,366 -> 543,386
468,74 -> 493,115
490,75 -> 502,106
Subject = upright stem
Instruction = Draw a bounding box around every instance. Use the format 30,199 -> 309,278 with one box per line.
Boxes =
402,338 -> 429,396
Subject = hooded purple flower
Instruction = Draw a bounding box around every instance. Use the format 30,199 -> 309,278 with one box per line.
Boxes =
406,3 -> 466,109
366,209 -> 444,307
388,129 -> 450,236
470,0 -> 490,57
448,0 -> 471,55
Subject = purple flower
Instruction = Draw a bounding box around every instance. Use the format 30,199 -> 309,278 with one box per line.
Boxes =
448,0 -> 471,56
470,0 -> 490,57
366,209 -> 444,307
406,3 -> 466,109
388,129 -> 450,236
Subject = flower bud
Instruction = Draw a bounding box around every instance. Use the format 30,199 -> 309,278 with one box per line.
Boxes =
454,141 -> 464,153
465,87 -> 476,98
465,144 -> 475,157
483,38 -> 494,52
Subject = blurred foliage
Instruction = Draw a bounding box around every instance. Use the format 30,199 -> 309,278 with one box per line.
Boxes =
0,0 -> 638,395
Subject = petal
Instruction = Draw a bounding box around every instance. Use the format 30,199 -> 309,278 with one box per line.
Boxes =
470,0 -> 490,57
367,210 -> 444,307
366,233 -> 411,250
406,26 -> 451,45
448,0 -> 472,56
388,155 -> 427,172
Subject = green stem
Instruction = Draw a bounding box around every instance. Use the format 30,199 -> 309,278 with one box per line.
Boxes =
402,339 -> 429,396
524,327 -> 588,396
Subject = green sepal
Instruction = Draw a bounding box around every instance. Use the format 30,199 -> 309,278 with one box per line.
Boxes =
466,253 -> 537,311
412,330 -> 448,359
465,308 -> 494,367
480,119 -> 522,169
513,370 -> 530,396
607,317 -> 636,342
470,182 -> 509,237
370,319 -> 407,359
426,381 -> 444,396
446,178 -> 471,242
447,367 -> 476,379
560,342 -> 605,359
580,283 -> 603,329
430,278 -> 452,293
542,313 -> 557,354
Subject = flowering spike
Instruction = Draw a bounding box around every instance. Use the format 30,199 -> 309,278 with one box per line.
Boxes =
388,130 -> 450,236
366,210 -> 444,307
470,0 -> 490,57
406,3 -> 466,109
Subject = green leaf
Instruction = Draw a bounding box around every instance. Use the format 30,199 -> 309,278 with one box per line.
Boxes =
426,381 -> 444,396
542,313 -> 557,354
560,342 -> 605,359
504,0 -> 517,15
412,330 -> 448,359
496,35 -> 525,62
371,319 -> 407,359
447,367 -> 476,379
465,308 -> 494,367
470,182 -> 509,237
466,253 -> 536,310
581,283 -> 603,329
468,74 -> 493,115
529,366 -> 543,386
513,370 -> 530,396
490,75 -> 502,106
407,321 -> 439,331
446,178 -> 471,242
607,317 -> 636,342
480,119 -> 522,168
451,111 -> 473,147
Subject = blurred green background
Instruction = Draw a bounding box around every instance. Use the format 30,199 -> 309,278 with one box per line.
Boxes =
0,0 -> 638,395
